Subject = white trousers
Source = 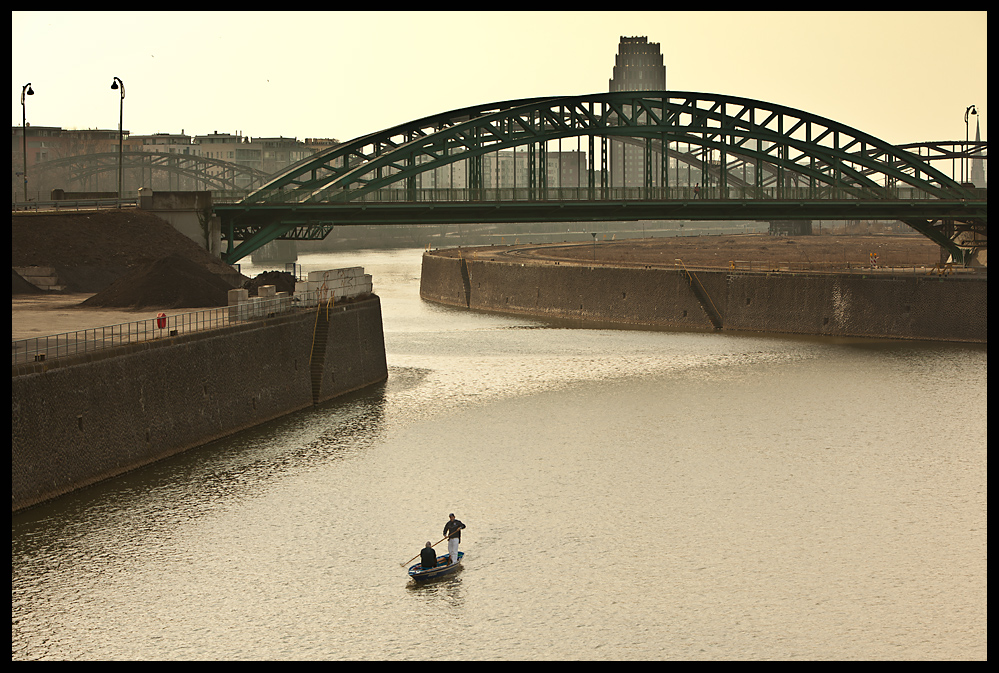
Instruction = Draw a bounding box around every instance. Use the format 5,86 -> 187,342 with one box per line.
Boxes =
448,537 -> 460,564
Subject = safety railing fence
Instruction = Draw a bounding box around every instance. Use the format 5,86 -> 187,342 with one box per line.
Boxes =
710,260 -> 963,276
12,197 -> 139,212
334,185 -> 955,204
12,289 -> 341,367
497,246 -> 960,278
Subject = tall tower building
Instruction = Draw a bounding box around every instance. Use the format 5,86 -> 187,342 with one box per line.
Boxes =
609,36 -> 667,188
609,36 -> 666,92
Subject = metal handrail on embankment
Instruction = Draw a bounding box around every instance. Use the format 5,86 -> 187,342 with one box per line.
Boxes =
724,260 -> 965,275
11,290 -> 339,368
12,198 -> 139,212
492,245 -> 965,277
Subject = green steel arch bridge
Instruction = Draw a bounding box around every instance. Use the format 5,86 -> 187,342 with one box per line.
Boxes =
213,92 -> 986,264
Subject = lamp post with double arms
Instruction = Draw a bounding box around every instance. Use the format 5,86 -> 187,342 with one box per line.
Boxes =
111,77 -> 125,201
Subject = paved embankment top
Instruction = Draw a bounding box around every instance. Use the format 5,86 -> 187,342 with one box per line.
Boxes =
426,234 -> 954,271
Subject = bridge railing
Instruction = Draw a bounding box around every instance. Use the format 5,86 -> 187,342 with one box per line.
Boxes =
12,197 -> 138,212
332,185 -> 951,204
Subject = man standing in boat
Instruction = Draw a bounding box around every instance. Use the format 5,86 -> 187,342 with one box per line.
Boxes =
443,513 -> 466,565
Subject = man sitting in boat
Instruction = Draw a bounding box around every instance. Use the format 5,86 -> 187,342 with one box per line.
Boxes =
419,542 -> 437,569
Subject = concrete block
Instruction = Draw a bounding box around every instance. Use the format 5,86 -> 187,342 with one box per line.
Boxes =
275,291 -> 292,312
308,267 -> 365,283
228,288 -> 249,306
15,265 -> 56,277
295,268 -> 374,303
333,266 -> 364,279
258,284 -> 276,297
229,300 -> 253,322
14,266 -> 65,291
295,284 -> 319,307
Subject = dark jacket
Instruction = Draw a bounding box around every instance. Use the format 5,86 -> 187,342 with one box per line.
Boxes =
443,519 -> 466,542
420,547 -> 437,569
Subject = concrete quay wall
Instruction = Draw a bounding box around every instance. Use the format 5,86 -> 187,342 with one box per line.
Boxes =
420,252 -> 986,343
12,298 -> 388,512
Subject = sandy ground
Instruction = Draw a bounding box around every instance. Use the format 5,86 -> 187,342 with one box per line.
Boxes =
438,233 -> 945,269
12,294 -> 212,342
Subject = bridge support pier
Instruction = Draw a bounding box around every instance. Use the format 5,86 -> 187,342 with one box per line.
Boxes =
900,218 -> 974,267
138,189 -> 220,258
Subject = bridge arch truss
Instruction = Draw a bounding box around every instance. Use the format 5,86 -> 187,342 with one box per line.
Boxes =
247,91 -> 977,205
33,151 -> 273,193
223,92 -> 983,264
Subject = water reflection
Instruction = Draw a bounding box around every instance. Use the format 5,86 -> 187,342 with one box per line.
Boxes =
406,572 -> 466,597
12,248 -> 987,661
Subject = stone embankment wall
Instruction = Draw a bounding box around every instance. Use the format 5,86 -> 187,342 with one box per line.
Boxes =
420,252 -> 986,343
12,298 -> 388,512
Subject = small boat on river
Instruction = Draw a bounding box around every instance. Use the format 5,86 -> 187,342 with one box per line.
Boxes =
408,552 -> 464,582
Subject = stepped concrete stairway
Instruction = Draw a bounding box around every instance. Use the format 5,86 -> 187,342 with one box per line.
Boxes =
459,257 -> 472,308
14,266 -> 66,292
680,264 -> 724,330
309,309 -> 331,404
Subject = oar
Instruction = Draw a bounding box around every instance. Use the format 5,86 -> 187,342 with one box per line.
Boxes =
400,535 -> 448,567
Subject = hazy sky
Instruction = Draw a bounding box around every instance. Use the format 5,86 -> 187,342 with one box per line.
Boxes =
12,11 -> 987,147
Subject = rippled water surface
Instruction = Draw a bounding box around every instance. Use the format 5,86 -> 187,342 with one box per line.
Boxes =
12,248 -> 987,660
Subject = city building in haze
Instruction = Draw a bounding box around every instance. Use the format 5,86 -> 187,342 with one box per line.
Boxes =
609,36 -> 666,92
12,125 -> 136,197
12,125 -> 338,198
609,36 -> 667,189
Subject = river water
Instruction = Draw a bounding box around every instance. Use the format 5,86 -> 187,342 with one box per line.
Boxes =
12,248 -> 987,661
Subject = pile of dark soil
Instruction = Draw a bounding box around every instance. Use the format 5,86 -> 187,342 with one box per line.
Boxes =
11,209 -> 245,293
12,269 -> 44,294
79,253 -> 236,309
51,265 -> 131,293
244,270 -> 297,296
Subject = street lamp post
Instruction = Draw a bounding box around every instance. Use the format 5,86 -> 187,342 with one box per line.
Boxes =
963,105 -> 977,185
111,77 -> 125,201
21,83 -> 34,202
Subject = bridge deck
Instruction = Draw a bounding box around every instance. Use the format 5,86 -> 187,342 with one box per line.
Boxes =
215,198 -> 986,229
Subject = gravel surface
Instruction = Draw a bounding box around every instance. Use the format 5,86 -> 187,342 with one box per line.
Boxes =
437,233 -> 944,269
